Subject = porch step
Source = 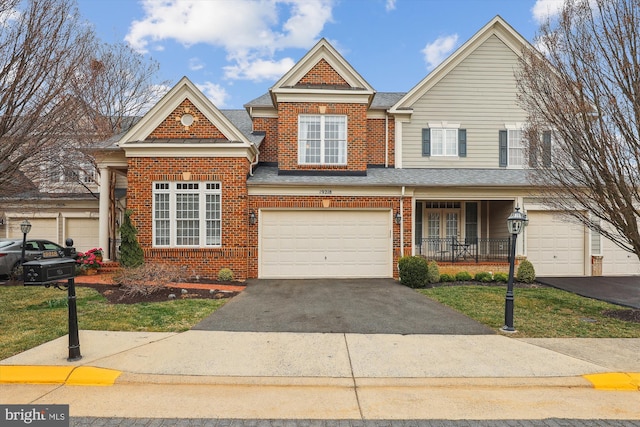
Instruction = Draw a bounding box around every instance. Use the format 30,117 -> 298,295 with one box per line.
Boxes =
98,261 -> 120,274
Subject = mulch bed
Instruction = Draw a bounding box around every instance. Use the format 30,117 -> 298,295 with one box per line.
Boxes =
77,282 -> 242,304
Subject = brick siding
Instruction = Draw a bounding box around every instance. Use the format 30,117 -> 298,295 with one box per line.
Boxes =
149,99 -> 227,140
297,59 -> 349,87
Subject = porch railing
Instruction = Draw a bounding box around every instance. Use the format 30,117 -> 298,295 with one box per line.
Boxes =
416,237 -> 511,263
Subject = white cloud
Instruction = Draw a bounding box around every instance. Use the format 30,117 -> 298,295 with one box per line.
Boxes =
223,56 -> 296,82
196,82 -> 230,107
531,0 -> 566,24
386,0 -> 397,12
422,34 -> 458,71
125,0 -> 334,82
188,57 -> 204,71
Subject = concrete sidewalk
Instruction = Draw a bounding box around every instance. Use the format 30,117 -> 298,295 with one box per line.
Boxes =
1,331 -> 639,419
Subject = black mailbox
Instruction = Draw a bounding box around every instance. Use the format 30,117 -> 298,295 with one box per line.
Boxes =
23,258 -> 76,286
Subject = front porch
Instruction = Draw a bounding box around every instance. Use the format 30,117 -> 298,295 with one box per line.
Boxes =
416,236 -> 511,263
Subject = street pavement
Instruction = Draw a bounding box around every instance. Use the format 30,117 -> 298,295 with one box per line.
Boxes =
1,278 -> 639,423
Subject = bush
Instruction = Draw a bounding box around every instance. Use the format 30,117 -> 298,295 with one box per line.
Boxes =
455,271 -> 473,281
119,209 -> 144,268
517,259 -> 536,283
474,271 -> 493,282
493,272 -> 509,283
217,268 -> 234,282
398,256 -> 429,288
426,261 -> 440,284
439,273 -> 454,282
114,263 -> 188,297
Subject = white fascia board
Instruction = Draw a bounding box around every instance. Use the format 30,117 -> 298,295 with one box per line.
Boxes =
272,90 -> 373,105
367,110 -> 388,119
248,185 -> 406,197
389,16 -> 530,112
123,143 -> 257,160
248,107 -> 278,119
94,150 -> 128,168
120,77 -> 250,145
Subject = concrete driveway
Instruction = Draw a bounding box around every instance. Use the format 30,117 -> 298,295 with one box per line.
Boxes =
537,276 -> 640,309
192,278 -> 494,335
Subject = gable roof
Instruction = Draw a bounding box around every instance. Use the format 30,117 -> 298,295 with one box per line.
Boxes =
269,38 -> 375,106
118,76 -> 252,146
390,15 -> 531,113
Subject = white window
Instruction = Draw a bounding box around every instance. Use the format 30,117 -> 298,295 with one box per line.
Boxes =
508,129 -> 524,166
431,128 -> 458,156
153,182 -> 221,247
298,115 -> 347,164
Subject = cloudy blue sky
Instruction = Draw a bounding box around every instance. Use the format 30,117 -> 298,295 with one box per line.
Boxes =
76,0 -> 566,109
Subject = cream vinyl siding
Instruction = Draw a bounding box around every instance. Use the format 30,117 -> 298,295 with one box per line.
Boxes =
259,210 -> 392,278
402,35 -> 527,168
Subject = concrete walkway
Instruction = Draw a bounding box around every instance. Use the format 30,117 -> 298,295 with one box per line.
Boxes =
1,330 -> 639,419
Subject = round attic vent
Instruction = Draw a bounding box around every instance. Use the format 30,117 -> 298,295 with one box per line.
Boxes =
180,113 -> 194,126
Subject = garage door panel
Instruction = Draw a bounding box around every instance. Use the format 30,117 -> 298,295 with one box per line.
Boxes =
8,218 -> 58,242
527,212 -> 585,276
260,210 -> 392,278
602,236 -> 640,276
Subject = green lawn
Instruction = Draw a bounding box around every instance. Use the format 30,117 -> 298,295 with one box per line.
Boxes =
419,285 -> 640,338
0,285 -> 226,360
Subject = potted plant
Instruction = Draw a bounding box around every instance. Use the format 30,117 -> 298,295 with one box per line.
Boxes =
76,248 -> 104,274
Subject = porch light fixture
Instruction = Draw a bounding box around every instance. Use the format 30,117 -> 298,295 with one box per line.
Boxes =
502,206 -> 528,333
395,211 -> 402,225
249,210 -> 257,225
20,220 -> 32,265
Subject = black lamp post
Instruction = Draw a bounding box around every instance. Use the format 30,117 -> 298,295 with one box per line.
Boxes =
502,206 -> 528,332
20,220 -> 32,265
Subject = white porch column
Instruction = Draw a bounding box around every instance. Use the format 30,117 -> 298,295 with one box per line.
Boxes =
98,166 -> 111,260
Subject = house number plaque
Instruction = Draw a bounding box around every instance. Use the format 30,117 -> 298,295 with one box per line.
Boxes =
319,189 -> 332,194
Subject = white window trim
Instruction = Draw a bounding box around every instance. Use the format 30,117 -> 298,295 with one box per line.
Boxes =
298,114 -> 348,165
428,122 -> 460,157
152,181 -> 222,248
505,123 -> 524,168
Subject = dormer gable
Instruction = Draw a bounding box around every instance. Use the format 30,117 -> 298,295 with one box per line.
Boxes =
390,15 -> 531,114
120,77 -> 251,146
270,38 -> 375,106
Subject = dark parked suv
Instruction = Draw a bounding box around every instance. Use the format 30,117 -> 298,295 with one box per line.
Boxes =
0,238 -> 76,278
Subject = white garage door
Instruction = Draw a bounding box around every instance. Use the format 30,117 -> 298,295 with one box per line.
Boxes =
65,218 -> 99,253
8,218 -> 58,242
602,237 -> 640,276
526,211 -> 585,276
260,210 -> 392,278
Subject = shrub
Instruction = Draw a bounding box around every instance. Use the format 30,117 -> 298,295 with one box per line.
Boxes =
474,271 -> 493,282
493,272 -> 509,283
119,209 -> 144,268
114,263 -> 188,297
217,268 -> 234,282
455,271 -> 473,281
439,273 -> 454,282
426,261 -> 440,284
398,256 -> 429,288
517,259 -> 536,283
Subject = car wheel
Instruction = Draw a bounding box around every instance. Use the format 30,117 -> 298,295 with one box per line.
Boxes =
9,261 -> 23,281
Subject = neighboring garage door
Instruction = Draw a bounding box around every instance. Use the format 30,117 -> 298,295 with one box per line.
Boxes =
65,218 -> 99,253
526,211 -> 585,276
602,237 -> 640,276
8,218 -> 58,242
260,210 -> 392,278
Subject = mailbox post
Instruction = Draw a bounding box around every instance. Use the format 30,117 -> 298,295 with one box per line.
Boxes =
23,241 -> 81,361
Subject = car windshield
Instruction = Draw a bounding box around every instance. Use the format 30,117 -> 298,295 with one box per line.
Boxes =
41,242 -> 61,250
0,241 -> 16,249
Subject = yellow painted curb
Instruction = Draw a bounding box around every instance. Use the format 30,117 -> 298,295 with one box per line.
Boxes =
0,365 -> 74,384
583,372 -> 640,391
66,367 -> 121,386
0,365 -> 122,386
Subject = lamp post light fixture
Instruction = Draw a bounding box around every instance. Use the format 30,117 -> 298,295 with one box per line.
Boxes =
20,220 -> 32,265
502,206 -> 528,332
249,210 -> 257,225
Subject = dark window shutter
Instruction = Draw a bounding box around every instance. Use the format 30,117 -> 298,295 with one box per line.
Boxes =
542,131 -> 552,167
422,128 -> 431,157
499,130 -> 508,167
529,133 -> 539,168
458,129 -> 467,157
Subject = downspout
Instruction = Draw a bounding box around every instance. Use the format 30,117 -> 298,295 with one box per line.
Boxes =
249,151 -> 259,176
400,186 -> 405,259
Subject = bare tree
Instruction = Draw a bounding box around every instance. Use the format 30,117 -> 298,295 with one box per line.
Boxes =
0,0 -> 95,196
0,0 -> 167,197
517,0 -> 640,259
